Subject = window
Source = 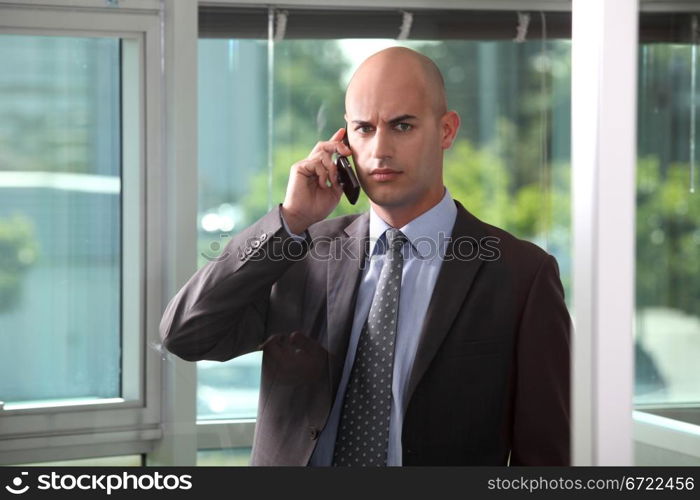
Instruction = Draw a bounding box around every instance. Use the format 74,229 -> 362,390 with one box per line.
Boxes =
196,7 -> 572,452
0,34 -> 122,408
630,18 -> 700,466
634,41 -> 700,409
15,455 -> 143,467
197,6 -> 700,465
0,3 -> 163,465
197,448 -> 252,466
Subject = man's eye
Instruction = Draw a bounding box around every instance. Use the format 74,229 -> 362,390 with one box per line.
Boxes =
357,125 -> 373,134
395,123 -> 412,132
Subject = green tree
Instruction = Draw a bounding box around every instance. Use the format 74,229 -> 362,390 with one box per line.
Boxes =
273,41 -> 349,147
0,215 -> 38,312
636,156 -> 700,315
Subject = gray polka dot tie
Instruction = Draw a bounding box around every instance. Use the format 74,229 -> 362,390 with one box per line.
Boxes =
332,228 -> 407,466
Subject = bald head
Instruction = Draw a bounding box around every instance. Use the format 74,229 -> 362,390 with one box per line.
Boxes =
346,47 -> 447,118
341,47 -> 460,227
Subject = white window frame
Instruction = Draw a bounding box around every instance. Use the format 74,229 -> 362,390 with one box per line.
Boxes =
571,0 -> 638,466
0,1 -> 165,465
572,0 -> 700,466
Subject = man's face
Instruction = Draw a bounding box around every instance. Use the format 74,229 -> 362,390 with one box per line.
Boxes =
344,76 -> 447,210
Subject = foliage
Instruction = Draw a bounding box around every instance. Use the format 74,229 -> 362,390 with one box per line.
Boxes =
636,157 -> 700,314
0,214 -> 38,312
238,134 -> 571,249
273,41 -> 349,147
211,39 -> 699,316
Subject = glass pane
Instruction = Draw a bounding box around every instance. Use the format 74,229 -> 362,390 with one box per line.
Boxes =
197,352 -> 262,420
635,43 -> 700,406
196,36 -> 571,420
15,455 -> 142,467
0,35 -> 121,407
197,448 -> 252,466
197,39 -> 268,420
635,442 -> 700,466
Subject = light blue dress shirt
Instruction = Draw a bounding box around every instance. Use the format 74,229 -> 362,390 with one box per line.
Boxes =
283,188 -> 457,466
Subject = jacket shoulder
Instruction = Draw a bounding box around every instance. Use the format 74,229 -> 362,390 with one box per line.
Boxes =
456,201 -> 552,269
307,211 -> 364,238
485,221 -> 549,263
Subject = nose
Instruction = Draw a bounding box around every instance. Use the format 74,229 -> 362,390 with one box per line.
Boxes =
370,126 -> 393,160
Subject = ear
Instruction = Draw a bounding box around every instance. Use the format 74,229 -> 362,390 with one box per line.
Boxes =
439,111 -> 460,150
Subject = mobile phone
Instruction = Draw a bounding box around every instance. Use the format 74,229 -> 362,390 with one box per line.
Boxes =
335,129 -> 361,205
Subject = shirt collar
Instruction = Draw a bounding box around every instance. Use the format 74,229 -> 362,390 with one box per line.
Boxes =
368,187 -> 457,259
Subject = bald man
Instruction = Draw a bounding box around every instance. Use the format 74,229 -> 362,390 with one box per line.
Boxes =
160,47 -> 571,466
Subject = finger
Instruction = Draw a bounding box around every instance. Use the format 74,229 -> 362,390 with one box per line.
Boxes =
290,330 -> 304,346
335,127 -> 352,156
331,180 -> 344,198
311,140 -> 352,158
317,152 -> 339,187
296,159 -> 332,190
294,160 -> 316,178
311,160 -> 329,189
309,128 -> 342,155
310,128 -> 349,156
258,333 -> 282,351
311,150 -> 340,188
311,140 -> 341,156
330,127 -> 345,142
337,139 -> 352,157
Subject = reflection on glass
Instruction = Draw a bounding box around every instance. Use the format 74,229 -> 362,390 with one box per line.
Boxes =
196,37 -> 572,420
0,35 -> 121,406
197,352 -> 261,420
635,44 -> 700,406
197,448 -> 252,466
15,455 -> 142,467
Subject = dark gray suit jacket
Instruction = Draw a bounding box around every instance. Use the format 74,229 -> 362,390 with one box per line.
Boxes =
160,200 -> 571,465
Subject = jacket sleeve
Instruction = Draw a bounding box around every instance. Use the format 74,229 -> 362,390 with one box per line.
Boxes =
510,254 -> 572,465
159,204 -> 311,362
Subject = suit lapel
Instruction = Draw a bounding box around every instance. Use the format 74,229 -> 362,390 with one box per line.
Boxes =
404,201 -> 488,405
325,213 -> 369,399
321,202 -> 489,414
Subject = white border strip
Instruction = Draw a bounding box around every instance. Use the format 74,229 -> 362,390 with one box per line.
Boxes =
0,171 -> 120,194
197,420 -> 256,450
572,0 -> 638,465
200,0 -> 574,11
634,411 -> 700,458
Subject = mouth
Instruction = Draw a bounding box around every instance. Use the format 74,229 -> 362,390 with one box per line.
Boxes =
369,168 -> 402,182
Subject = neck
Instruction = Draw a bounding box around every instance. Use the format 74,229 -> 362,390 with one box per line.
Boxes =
371,185 -> 445,229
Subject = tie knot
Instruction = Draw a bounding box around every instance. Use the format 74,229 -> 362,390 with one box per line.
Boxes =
385,228 -> 407,253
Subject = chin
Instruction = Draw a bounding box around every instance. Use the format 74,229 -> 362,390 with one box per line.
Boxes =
366,188 -> 416,209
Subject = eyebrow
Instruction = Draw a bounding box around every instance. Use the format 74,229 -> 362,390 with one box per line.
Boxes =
351,114 -> 418,127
